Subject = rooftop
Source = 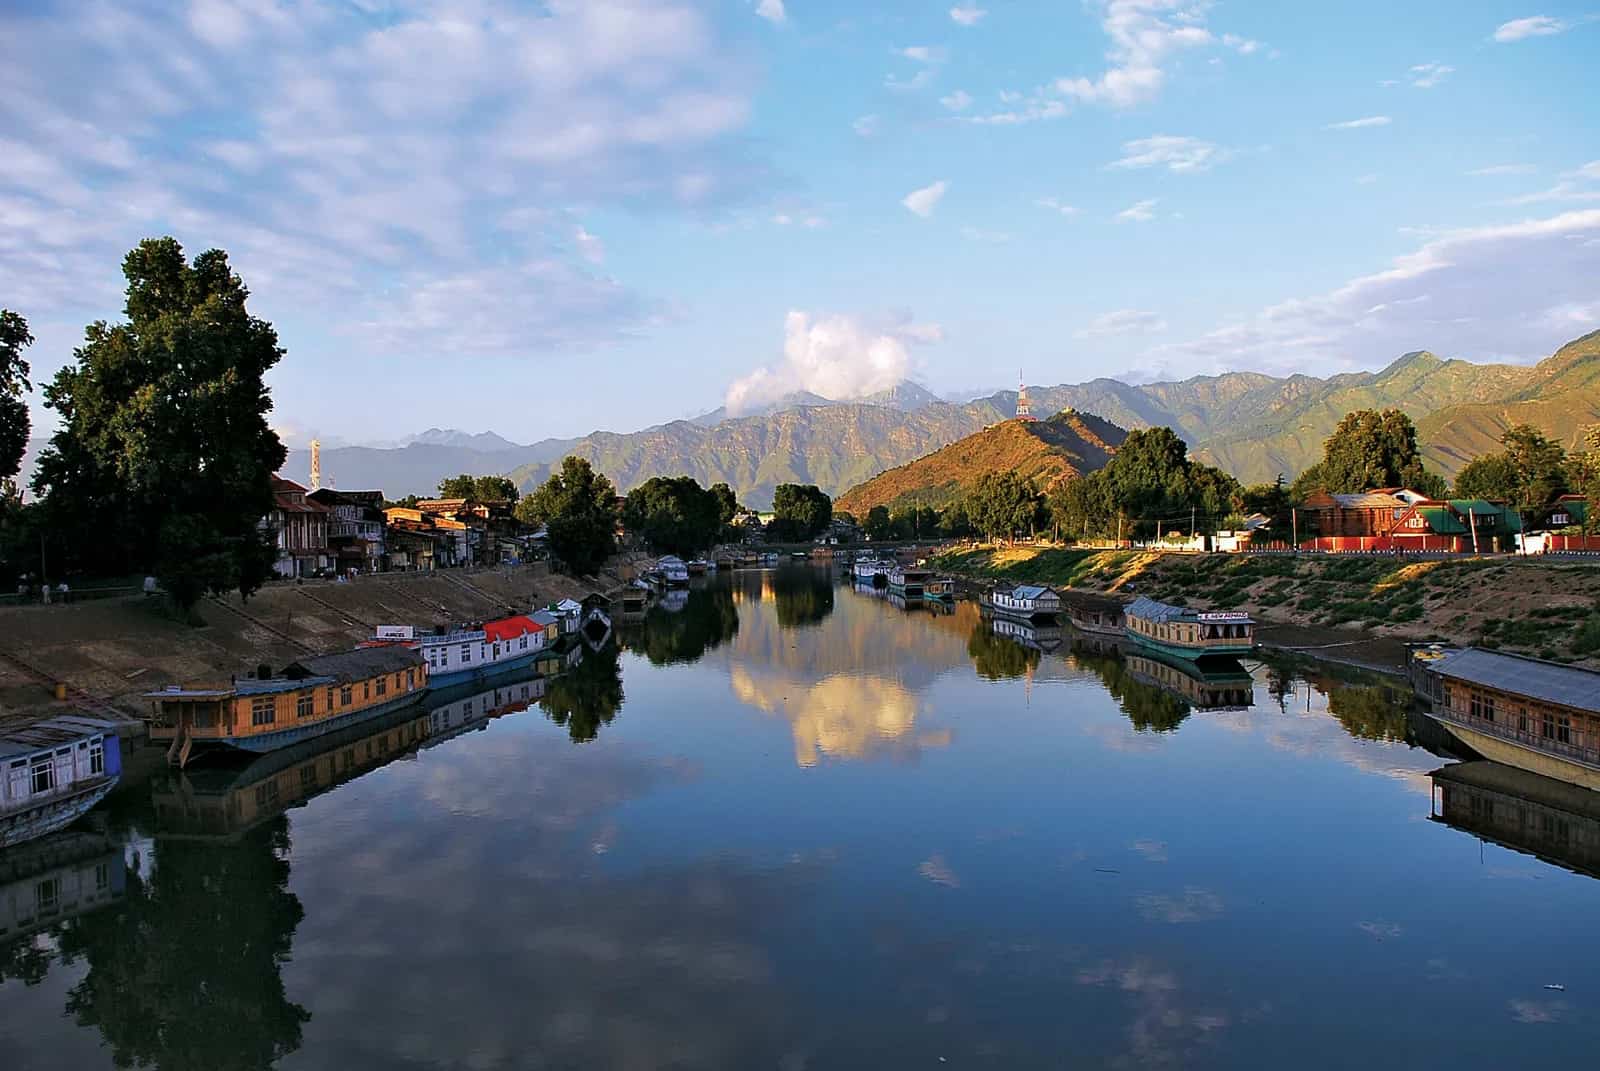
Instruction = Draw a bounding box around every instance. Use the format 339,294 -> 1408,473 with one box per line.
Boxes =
1433,647 -> 1600,716
0,716 -> 121,759
1125,596 -> 1195,624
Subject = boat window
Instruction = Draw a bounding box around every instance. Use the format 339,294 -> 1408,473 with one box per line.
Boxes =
297,694 -> 315,719
252,697 -> 277,726
407,669 -> 416,688
31,758 -> 54,794
1542,713 -> 1555,739
460,644 -> 471,662
35,878 -> 60,913
376,676 -> 388,697
89,741 -> 105,776
341,685 -> 353,706
1557,713 -> 1571,744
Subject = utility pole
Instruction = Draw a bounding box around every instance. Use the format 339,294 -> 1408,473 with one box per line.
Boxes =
39,532 -> 48,605
1469,506 -> 1479,555
1291,508 -> 1298,552
1116,514 -> 1123,548
1191,505 -> 1196,546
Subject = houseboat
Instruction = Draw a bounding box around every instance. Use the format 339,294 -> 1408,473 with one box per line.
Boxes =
1,718 -> 124,849
687,559 -> 709,576
1417,647 -> 1600,792
983,584 -> 1063,622
1123,596 -> 1254,659
887,566 -> 931,597
851,558 -> 889,588
923,577 -> 957,605
145,646 -> 428,767
370,615 -> 549,690
1061,591 -> 1126,636
658,556 -> 691,586
1429,760 -> 1600,879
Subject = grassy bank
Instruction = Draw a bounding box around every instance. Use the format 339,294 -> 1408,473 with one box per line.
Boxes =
930,546 -> 1600,664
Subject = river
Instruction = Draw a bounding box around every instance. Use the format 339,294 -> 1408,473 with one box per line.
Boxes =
1,564 -> 1596,1069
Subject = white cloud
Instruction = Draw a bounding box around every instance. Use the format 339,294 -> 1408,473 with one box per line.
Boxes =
853,114 -> 880,137
724,311 -> 943,414
1116,198 -> 1159,223
1468,163 -> 1537,176
1075,309 -> 1168,338
902,180 -> 949,218
574,226 -> 604,264
1222,33 -> 1262,55
1052,0 -> 1218,109
1155,209 -> 1600,374
0,0 -> 761,364
1036,196 -> 1078,217
940,89 -> 973,111
960,226 -> 1012,243
754,0 -> 786,24
1109,135 -> 1227,173
899,45 -> 939,62
950,5 -> 987,26
1326,115 -> 1392,130
1408,62 -> 1454,88
1356,173 -> 1380,185
1492,15 -> 1569,42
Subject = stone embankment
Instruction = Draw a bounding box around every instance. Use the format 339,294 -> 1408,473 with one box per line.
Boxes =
0,561 -> 629,726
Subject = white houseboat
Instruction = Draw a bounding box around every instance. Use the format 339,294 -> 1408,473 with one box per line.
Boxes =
657,556 -> 691,586
887,566 -> 931,597
370,615 -> 550,690
983,584 -> 1063,622
1,719 -> 124,849
851,558 -> 890,587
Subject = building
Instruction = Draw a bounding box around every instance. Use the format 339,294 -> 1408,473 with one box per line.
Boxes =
308,488 -> 386,574
267,476 -> 331,579
1418,647 -> 1600,791
1298,491 -> 1415,539
384,507 -> 470,567
1300,490 -> 1520,552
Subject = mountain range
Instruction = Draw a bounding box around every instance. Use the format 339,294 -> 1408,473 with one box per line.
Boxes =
835,410 -> 1127,516
17,330 -> 1599,508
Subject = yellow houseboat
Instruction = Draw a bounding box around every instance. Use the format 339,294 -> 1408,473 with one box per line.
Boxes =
145,646 -> 428,767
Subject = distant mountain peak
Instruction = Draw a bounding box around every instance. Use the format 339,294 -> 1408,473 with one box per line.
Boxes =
403,428 -> 523,451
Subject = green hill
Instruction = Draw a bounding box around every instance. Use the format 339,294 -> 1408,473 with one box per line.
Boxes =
835,410 -> 1127,516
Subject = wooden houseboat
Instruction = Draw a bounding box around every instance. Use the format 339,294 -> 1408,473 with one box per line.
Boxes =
887,566 -> 931,597
145,646 -> 428,767
1417,647 -> 1600,792
923,577 -> 957,605
1061,591 -> 1125,636
1,718 -> 123,849
851,558 -> 889,587
1123,597 -> 1254,659
370,614 -> 549,689
983,584 -> 1063,622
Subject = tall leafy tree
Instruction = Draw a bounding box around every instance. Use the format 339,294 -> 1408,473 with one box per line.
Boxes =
863,505 -> 893,541
437,473 -> 518,501
517,456 -> 618,574
709,482 -> 739,527
1290,409 -> 1446,499
0,309 -> 31,486
769,483 -> 832,541
32,239 -> 286,610
1455,423 -> 1568,508
622,475 -> 723,557
965,470 -> 1039,541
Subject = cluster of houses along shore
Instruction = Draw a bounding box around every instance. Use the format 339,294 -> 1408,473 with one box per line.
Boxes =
268,477 -> 543,579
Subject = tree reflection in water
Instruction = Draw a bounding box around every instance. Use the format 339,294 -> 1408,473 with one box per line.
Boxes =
1069,645 -> 1192,733
541,641 -> 626,743
623,583 -> 740,665
1327,682 -> 1416,743
769,566 -> 835,629
57,819 -> 310,1071
966,622 -> 1041,681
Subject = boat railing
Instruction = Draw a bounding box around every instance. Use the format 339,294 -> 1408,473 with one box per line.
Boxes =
1433,703 -> 1600,771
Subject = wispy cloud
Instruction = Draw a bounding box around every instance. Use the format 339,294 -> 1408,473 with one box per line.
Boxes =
1492,15 -> 1570,42
1116,198 -> 1159,223
960,226 -> 1013,243
754,0 -> 786,24
886,45 -> 944,91
940,89 -> 973,112
950,5 -> 987,26
852,114 -> 880,138
1076,309 -> 1168,338
1469,163 -> 1538,176
1221,33 -> 1262,55
1036,196 -> 1079,217
1326,115 -> 1392,130
1109,135 -> 1227,173
902,180 -> 949,218
1408,62 -> 1454,88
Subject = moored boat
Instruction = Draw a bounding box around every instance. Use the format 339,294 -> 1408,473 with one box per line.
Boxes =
658,556 -> 691,586
1061,591 -> 1125,635
687,559 -> 709,576
887,566 -> 930,597
1,719 -> 123,850
982,584 -> 1062,622
1123,596 -> 1254,659
851,558 -> 889,588
923,576 -> 957,604
145,646 -> 428,767
368,614 -> 552,689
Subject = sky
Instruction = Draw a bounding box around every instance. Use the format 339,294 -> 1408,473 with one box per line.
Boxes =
2,0 -> 1598,447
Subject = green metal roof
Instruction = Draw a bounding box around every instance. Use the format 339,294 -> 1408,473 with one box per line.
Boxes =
1446,499 -> 1522,532
1413,507 -> 1467,535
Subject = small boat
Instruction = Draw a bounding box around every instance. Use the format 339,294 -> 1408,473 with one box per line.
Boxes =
851,558 -> 889,588
658,556 -> 691,587
982,584 -> 1062,622
686,559 -> 709,576
1062,592 -> 1125,635
887,566 -> 931,597
1123,596 -> 1254,659
761,552 -> 780,566
1,719 -> 124,849
922,577 -> 957,605
790,550 -> 809,561
146,646 -> 429,767
620,580 -> 651,616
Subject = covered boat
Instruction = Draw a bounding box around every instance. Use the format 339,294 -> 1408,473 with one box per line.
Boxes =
1123,596 -> 1254,659
983,584 -> 1062,622
1,718 -> 123,849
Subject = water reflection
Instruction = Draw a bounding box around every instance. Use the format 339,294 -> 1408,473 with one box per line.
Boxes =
968,620 -> 1044,680
621,582 -> 738,664
0,833 -> 127,984
1430,761 -> 1600,879
540,641 -> 624,742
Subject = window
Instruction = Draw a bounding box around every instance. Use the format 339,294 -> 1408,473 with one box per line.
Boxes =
1470,693 -> 1483,719
297,694 -> 315,719
31,758 -> 54,794
1483,695 -> 1495,723
363,682 -> 370,699
35,878 -> 60,913
1558,713 -> 1572,744
95,863 -> 110,891
407,669 -> 416,688
1542,713 -> 1555,739
341,685 -> 353,706
300,764 -> 318,788
493,642 -> 500,658
88,741 -> 105,776
376,676 -> 387,697
1518,708 -> 1530,734
252,697 -> 277,726
460,644 -> 472,663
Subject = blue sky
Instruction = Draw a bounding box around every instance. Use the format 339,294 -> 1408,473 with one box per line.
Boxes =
2,1 -> 1598,446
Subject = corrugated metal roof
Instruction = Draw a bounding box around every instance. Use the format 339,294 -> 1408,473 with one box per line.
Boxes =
1125,596 -> 1194,624
1414,507 -> 1468,535
1433,647 -> 1600,715
1329,493 -> 1407,509
1012,585 -> 1055,600
0,717 -> 116,759
286,646 -> 422,684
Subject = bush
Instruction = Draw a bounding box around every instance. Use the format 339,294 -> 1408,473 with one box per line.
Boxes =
1571,614 -> 1600,656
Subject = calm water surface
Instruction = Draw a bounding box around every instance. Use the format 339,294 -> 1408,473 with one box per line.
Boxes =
3,565 -> 1597,1069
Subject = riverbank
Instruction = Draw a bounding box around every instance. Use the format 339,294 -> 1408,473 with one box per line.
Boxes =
929,546 -> 1600,670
